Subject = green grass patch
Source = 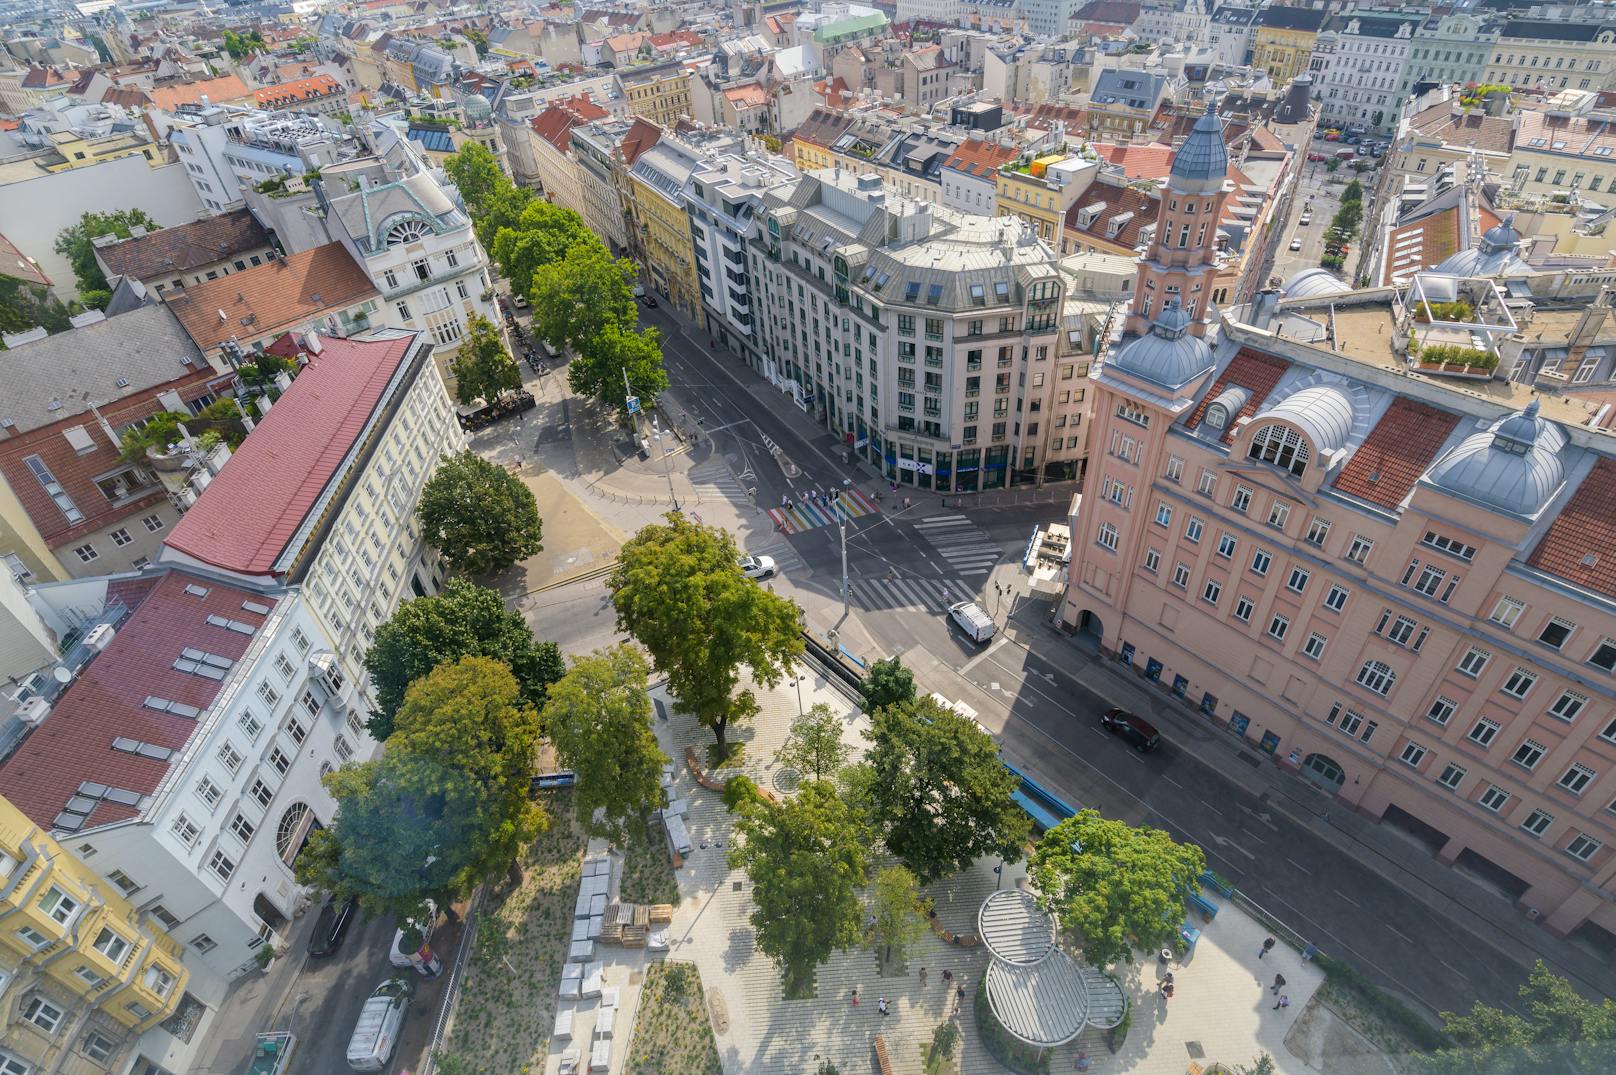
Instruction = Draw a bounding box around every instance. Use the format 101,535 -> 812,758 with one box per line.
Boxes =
620,810 -> 679,905
626,961 -> 723,1075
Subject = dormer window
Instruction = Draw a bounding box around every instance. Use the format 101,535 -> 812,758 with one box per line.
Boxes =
1205,403 -> 1230,430
1248,423 -> 1309,477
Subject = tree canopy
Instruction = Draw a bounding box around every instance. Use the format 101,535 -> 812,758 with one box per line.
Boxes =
418,450 -> 543,577
222,28 -> 266,60
1029,810 -> 1205,969
729,780 -> 868,996
530,241 -> 639,355
542,644 -> 669,841
296,657 -> 546,924
1408,960 -> 1616,1075
864,695 -> 1029,883
490,202 -> 595,303
53,209 -> 159,303
569,320 -> 668,415
609,516 -> 803,757
869,864 -> 930,965
364,578 -> 563,740
442,141 -> 505,218
861,655 -> 915,712
774,702 -> 851,784
447,313 -> 521,406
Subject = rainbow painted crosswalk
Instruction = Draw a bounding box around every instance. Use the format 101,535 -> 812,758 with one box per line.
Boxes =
766,489 -> 881,534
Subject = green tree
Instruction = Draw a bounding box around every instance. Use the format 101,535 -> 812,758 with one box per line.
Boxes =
609,515 -> 803,758
53,209 -> 159,300
417,450 -> 543,576
447,314 -> 521,405
774,702 -> 851,783
861,655 -> 915,712
729,780 -> 867,996
1408,960 -> 1616,1075
296,657 -> 546,922
444,142 -> 507,218
865,696 -> 1029,883
542,644 -> 668,841
571,321 -> 668,416
869,864 -> 930,965
463,27 -> 490,57
490,203 -> 595,301
364,578 -> 563,740
472,181 -> 535,251
1029,810 -> 1206,969
529,240 -> 639,352
1235,1056 -> 1277,1075
221,28 -> 266,60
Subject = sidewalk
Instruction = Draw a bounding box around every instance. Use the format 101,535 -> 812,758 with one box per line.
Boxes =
991,594 -> 1616,1004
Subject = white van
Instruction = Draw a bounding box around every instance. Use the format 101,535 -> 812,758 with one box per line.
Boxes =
346,976 -> 414,1072
948,600 -> 996,644
389,901 -> 438,971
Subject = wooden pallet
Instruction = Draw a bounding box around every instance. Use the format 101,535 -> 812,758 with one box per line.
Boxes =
648,904 -> 673,925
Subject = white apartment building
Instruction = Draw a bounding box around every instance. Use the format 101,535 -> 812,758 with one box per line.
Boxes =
1315,14 -> 1421,137
749,170 -> 1090,490
165,104 -> 349,213
572,119 -> 639,257
0,331 -> 461,1019
1133,0 -> 1211,48
1401,13 -> 1497,100
686,149 -> 800,372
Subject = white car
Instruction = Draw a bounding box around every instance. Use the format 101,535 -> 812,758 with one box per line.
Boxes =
1299,212 -> 1312,225
739,555 -> 777,580
1289,237 -> 1304,251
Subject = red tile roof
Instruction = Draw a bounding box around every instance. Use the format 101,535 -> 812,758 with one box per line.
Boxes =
162,244 -> 378,355
163,333 -> 418,577
618,118 -> 663,165
1406,100 -> 1515,154
1091,142 -> 1175,180
0,570 -> 276,830
943,138 -> 1018,179
246,74 -> 344,109
723,83 -> 770,109
1332,398 -> 1460,509
531,96 -> 607,152
1526,457 -> 1616,600
1062,179 -> 1159,251
1186,348 -> 1290,438
149,74 -> 250,112
21,66 -> 68,89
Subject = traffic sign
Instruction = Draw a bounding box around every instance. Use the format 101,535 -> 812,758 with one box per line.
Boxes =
626,396 -> 641,415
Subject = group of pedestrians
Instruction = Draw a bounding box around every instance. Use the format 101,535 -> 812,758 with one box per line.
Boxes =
849,968 -> 967,1021
1260,936 -> 1292,1011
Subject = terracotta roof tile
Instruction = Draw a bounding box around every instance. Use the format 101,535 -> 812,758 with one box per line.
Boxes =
163,244 -> 378,355
1062,180 -> 1159,251
1332,397 -> 1460,509
1526,457 -> 1616,600
618,118 -> 663,165
163,333 -> 418,577
149,74 -> 250,112
1406,101 -> 1514,154
943,138 -> 1018,178
0,571 -> 276,830
1185,348 -> 1290,438
246,74 -> 344,108
97,210 -> 273,283
792,107 -> 853,149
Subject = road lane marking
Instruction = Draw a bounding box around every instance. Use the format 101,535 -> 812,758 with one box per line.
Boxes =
1286,857 -> 1311,876
1337,892 -> 1360,908
1386,924 -> 1414,943
1163,776 -> 1184,788
1200,798 -> 1226,817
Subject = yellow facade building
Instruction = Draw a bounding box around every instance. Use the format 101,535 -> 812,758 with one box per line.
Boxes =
1252,7 -> 1328,85
1,795 -> 189,1075
996,154 -> 1096,245
625,136 -> 703,319
615,61 -> 693,129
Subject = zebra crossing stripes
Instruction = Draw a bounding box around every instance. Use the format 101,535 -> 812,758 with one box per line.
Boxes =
912,513 -> 1003,576
688,461 -> 750,502
766,489 -> 880,535
847,575 -> 973,613
744,537 -> 808,577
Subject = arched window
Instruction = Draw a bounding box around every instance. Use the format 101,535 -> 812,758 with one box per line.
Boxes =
385,218 -> 432,247
1356,660 -> 1396,696
1248,423 -> 1310,477
275,803 -> 315,865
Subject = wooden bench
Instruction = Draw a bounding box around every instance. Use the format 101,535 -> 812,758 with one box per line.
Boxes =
873,1035 -> 894,1075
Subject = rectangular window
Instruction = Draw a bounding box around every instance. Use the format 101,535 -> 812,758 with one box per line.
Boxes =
1479,785 -> 1510,812
1202,580 -> 1222,605
1305,518 -> 1331,546
1550,691 -> 1588,723
1172,563 -> 1191,589
1426,696 -> 1457,725
39,885 -> 80,925
1267,502 -> 1290,529
23,996 -> 64,1033
1231,486 -> 1251,513
285,716 -> 308,744
1154,502 -> 1172,527
1267,615 -> 1289,641
1512,739 -> 1546,770
1467,718 -> 1501,747
1143,548 -> 1161,573
1422,531 -> 1477,561
1234,596 -> 1254,622
1457,648 -> 1490,678
1500,668 -> 1537,700
111,527 -> 133,547
1566,834 -> 1602,862
92,926 -> 130,963
1412,564 -> 1445,596
18,924 -> 51,948
239,712 -> 263,740
1165,456 -> 1184,482
1592,640 -> 1616,673
1097,522 -> 1118,551
257,682 -> 281,708
172,814 -> 200,845
1197,469 -> 1216,496
269,747 -> 291,775
1558,764 -> 1596,796
1285,566 -> 1309,594
230,813 -> 256,842
1345,536 -> 1373,564
74,543 -> 98,564
190,933 -> 217,954
207,849 -> 236,881
1521,810 -> 1554,838
196,777 -> 222,809
1437,763 -> 1467,790
1490,597 -> 1525,628
218,742 -> 244,773
1216,534 -> 1236,558
84,1030 -> 117,1062
1538,618 -> 1574,650
1399,741 -> 1427,767
1303,633 -> 1327,659
1184,517 -> 1204,543
107,869 -> 139,895
250,779 -> 274,808
1323,585 -> 1348,612
1250,550 -> 1271,576
143,513 -> 165,532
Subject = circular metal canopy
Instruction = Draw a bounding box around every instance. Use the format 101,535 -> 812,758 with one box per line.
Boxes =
977,890 -> 1056,967
984,947 -> 1092,1048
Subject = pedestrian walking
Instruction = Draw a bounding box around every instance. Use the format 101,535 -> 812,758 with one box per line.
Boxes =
919,967 -> 928,986
1162,981 -> 1175,1000
1301,942 -> 1319,962
1273,995 -> 1290,1011
878,997 -> 889,1017
941,968 -> 953,983
1271,974 -> 1286,994
1259,937 -> 1275,959
851,988 -> 859,1007
955,982 -> 966,1012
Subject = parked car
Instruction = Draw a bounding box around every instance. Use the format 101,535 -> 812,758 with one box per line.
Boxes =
640,293 -> 658,308
1099,707 -> 1161,752
346,976 -> 415,1072
389,901 -> 438,969
455,389 -> 536,432
1307,152 -> 1326,162
1335,149 -> 1356,161
1299,211 -> 1313,225
738,554 -> 777,580
307,896 -> 358,958
1289,237 -> 1303,251
511,292 -> 528,309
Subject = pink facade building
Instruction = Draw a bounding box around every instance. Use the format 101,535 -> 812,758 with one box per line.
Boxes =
1063,106 -> 1616,943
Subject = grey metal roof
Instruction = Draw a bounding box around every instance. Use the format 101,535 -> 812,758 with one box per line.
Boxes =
1108,300 -> 1215,389
0,304 -> 208,433
329,171 -> 463,255
1170,103 -> 1230,192
1281,267 -> 1350,299
984,948 -> 1091,1048
1092,69 -> 1166,111
1426,400 -> 1567,519
977,891 -> 1056,967
1435,212 -> 1531,279
1256,384 -> 1356,455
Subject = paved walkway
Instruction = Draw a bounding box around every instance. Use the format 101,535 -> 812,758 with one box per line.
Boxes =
645,669 -> 1327,1075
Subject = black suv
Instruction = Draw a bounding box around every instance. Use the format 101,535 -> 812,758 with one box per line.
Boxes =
307,896 -> 358,957
1099,708 -> 1161,752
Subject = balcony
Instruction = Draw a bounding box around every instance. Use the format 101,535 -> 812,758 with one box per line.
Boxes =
965,387 -> 980,397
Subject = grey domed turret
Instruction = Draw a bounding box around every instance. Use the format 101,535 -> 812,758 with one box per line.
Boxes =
1426,399 -> 1565,517
1434,212 -> 1530,279
1108,300 -> 1215,389
1169,102 -> 1229,195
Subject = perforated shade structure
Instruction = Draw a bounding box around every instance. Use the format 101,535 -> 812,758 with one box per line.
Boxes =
977,890 -> 1091,1050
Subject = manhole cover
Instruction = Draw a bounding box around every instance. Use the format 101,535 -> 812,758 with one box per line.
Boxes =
1186,1042 -> 1206,1060
774,767 -> 802,794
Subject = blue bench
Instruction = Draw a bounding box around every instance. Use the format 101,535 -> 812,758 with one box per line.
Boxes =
1185,891 -> 1219,922
1004,762 -> 1077,833
1012,789 -> 1066,833
1199,869 -> 1235,897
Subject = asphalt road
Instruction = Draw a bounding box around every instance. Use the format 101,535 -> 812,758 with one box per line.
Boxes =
1269,158 -> 1365,285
